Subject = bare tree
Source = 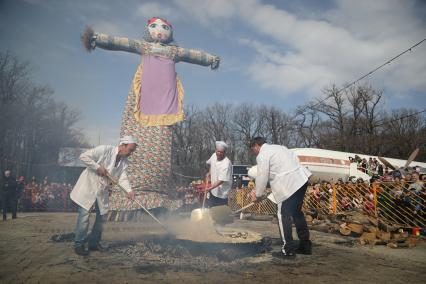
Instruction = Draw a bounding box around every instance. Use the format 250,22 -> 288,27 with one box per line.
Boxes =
353,85 -> 384,153
290,81 -> 425,162
231,104 -> 263,164
293,107 -> 321,148
0,51 -> 30,103
172,106 -> 208,179
172,87 -> 425,180
0,52 -> 88,179
308,85 -> 348,150
380,109 -> 426,161
202,103 -> 234,141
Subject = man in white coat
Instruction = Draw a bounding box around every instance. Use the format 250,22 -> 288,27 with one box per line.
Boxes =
205,141 -> 232,207
70,136 -> 137,256
249,137 -> 312,258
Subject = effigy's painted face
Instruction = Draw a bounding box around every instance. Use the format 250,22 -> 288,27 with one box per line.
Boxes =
148,18 -> 172,43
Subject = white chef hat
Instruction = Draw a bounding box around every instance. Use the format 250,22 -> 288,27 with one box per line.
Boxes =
215,141 -> 228,150
119,135 -> 137,145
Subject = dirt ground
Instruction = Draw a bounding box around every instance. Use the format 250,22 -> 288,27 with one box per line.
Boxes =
0,212 -> 425,284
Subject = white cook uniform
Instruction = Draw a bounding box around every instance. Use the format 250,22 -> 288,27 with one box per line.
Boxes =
255,144 -> 311,203
70,145 -> 132,215
206,153 -> 232,199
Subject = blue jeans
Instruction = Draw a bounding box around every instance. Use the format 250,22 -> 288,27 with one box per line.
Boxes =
74,201 -> 105,248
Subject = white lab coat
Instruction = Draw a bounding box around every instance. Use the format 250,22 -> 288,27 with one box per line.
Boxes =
70,145 -> 132,215
206,153 -> 232,199
255,144 -> 311,204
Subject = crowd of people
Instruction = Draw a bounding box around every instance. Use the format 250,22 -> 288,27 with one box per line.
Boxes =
1,171 -> 76,220
3,167 -> 425,223
350,155 -> 387,176
309,170 -> 425,226
21,177 -> 75,212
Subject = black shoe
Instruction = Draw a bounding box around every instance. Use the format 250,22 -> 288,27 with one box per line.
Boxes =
296,241 -> 312,255
88,243 -> 107,252
272,250 -> 295,258
74,245 -> 89,256
295,246 -> 312,255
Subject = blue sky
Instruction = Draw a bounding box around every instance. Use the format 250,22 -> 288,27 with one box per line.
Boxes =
1,0 -> 425,145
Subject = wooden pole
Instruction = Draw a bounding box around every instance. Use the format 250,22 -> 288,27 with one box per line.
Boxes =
373,183 -> 378,218
332,184 -> 337,215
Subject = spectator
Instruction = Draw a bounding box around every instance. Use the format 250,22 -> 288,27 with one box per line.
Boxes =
368,157 -> 375,175
17,176 -> 25,210
2,170 -> 19,221
409,172 -> 424,218
22,181 -> 33,211
384,166 -> 389,175
354,155 -> 362,163
312,183 -> 321,207
408,172 -> 423,193
30,177 -> 38,205
377,163 -> 384,176
326,182 -> 333,194
42,176 -> 50,189
360,158 -> 368,173
364,193 -> 375,215
352,193 -> 363,209
404,173 -> 412,183
340,192 -> 351,211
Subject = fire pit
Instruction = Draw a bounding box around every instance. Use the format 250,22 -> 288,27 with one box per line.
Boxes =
111,232 -> 271,264
106,217 -> 271,264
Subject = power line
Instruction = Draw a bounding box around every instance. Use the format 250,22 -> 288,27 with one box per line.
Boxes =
339,38 -> 426,93
297,37 -> 426,115
375,108 -> 426,128
316,107 -> 426,131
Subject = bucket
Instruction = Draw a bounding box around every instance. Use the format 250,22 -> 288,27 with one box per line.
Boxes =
412,227 -> 420,236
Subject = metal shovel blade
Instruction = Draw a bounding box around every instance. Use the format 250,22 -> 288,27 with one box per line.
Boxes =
209,205 -> 234,225
190,208 -> 210,222
190,178 -> 210,222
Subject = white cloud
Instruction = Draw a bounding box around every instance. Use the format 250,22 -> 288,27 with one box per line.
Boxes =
246,58 -> 334,96
171,0 -> 426,100
173,0 -> 238,25
135,2 -> 176,21
377,46 -> 426,94
325,0 -> 423,41
91,20 -> 125,36
239,38 -> 287,64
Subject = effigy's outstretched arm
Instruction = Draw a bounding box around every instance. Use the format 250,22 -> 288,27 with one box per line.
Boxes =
176,46 -> 220,70
81,26 -> 144,55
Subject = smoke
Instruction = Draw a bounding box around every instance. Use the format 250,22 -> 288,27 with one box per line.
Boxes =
166,214 -> 222,242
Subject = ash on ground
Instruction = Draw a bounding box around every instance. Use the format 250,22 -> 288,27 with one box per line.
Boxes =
108,235 -> 272,273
